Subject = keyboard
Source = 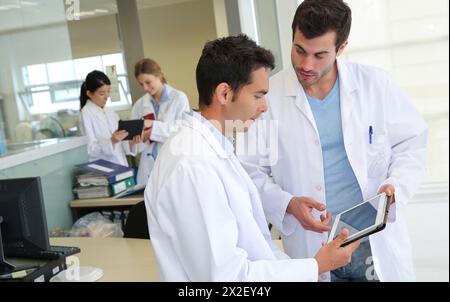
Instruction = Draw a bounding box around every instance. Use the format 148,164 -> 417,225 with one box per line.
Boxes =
8,245 -> 81,260
49,245 -> 81,257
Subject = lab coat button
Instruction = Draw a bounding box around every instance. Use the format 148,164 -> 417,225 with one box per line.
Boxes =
316,185 -> 322,191
315,140 -> 320,146
320,274 -> 327,281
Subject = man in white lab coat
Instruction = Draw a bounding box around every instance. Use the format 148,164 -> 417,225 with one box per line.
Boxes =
144,35 -> 361,282
238,0 -> 428,282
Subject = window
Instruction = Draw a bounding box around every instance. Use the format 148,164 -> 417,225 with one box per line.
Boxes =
21,53 -> 132,115
344,0 -> 449,182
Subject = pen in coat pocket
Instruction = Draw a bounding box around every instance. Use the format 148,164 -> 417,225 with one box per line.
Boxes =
369,126 -> 373,144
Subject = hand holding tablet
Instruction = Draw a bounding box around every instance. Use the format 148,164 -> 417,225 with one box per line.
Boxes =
118,119 -> 145,140
327,193 -> 389,247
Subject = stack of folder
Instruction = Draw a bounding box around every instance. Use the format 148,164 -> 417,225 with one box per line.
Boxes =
73,160 -> 137,199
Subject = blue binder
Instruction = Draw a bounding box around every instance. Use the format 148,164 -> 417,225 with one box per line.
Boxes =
77,160 -> 135,184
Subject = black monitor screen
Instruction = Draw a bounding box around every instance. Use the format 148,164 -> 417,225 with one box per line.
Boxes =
0,177 -> 50,256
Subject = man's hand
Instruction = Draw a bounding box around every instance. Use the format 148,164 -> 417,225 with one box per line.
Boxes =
286,196 -> 332,233
378,184 -> 395,206
314,229 -> 362,275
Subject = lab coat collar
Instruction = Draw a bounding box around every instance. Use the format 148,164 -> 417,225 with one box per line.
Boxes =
85,99 -> 105,113
337,58 -> 359,132
141,93 -> 152,108
284,65 -> 302,97
336,58 -> 358,94
182,112 -> 233,159
191,111 -> 235,156
142,85 -> 174,108
84,100 -> 114,133
285,58 -> 359,135
150,84 -> 170,105
284,67 -> 319,135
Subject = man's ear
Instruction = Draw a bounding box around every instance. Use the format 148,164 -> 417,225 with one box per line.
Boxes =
337,40 -> 348,57
215,83 -> 232,105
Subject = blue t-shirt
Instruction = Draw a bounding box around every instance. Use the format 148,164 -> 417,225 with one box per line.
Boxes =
306,78 -> 364,220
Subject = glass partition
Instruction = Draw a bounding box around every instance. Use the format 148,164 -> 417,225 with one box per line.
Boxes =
0,0 -> 130,157
253,0 -> 283,75
0,0 -> 71,153
236,0 -> 284,75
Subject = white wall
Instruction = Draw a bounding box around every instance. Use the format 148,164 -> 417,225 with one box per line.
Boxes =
138,0 -> 218,109
212,0 -> 229,38
406,182 -> 449,281
275,0 -> 299,69
67,14 -> 121,59
344,0 -> 449,182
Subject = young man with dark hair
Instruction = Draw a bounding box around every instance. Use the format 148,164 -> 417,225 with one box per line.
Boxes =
239,0 -> 427,282
144,34 -> 360,282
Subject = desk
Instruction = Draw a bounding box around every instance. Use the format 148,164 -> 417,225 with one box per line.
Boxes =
50,237 -> 159,282
69,195 -> 144,222
48,238 -> 284,282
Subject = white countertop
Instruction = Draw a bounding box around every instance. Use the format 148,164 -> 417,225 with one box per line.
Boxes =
0,136 -> 88,170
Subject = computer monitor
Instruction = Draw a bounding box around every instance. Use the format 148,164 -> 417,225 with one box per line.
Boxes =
0,177 -> 50,274
0,216 -> 15,274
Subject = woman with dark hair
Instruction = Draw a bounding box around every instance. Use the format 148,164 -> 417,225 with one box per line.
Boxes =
79,70 -> 141,167
131,59 -> 190,185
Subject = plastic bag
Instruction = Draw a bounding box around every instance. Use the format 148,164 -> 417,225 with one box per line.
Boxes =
70,212 -> 123,238
49,226 -> 71,237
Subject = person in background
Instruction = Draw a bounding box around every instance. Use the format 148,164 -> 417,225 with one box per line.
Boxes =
79,70 -> 141,167
131,59 -> 190,185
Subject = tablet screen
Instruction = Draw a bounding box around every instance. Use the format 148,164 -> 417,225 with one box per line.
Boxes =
337,201 -> 378,237
331,194 -> 386,241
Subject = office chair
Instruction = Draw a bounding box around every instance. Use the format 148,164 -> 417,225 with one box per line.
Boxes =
123,201 -> 150,239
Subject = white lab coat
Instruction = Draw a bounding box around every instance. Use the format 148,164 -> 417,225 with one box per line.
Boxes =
144,112 -> 319,282
79,100 -> 135,167
131,85 -> 190,185
238,59 -> 428,282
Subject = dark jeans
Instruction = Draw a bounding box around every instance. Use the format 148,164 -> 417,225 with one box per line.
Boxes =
331,240 -> 380,282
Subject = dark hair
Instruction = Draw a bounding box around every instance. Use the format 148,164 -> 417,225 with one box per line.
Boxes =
196,34 -> 275,108
134,58 -> 167,83
292,0 -> 352,51
79,70 -> 111,110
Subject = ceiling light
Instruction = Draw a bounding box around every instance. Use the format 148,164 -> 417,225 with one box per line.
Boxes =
74,11 -> 96,18
4,4 -> 21,9
20,1 -> 38,6
94,9 -> 109,13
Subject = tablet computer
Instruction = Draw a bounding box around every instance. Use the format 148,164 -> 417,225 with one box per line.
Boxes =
327,193 -> 389,247
118,119 -> 144,140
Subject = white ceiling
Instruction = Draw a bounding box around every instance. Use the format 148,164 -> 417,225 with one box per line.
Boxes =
0,0 -> 198,33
